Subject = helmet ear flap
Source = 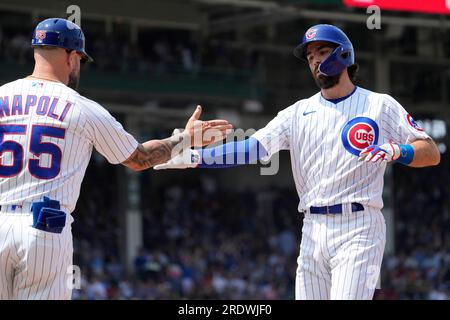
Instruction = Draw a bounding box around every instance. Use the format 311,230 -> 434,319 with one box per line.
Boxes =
318,46 -> 345,76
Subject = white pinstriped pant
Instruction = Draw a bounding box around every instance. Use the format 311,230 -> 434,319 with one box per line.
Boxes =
0,212 -> 73,300
296,206 -> 386,300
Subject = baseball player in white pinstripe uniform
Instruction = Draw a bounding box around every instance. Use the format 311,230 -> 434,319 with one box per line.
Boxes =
0,18 -> 231,300
155,24 -> 441,299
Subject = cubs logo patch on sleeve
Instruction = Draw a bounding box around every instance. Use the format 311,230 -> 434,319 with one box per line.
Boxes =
406,114 -> 424,132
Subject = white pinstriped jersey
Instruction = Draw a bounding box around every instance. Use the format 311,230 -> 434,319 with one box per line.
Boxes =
253,86 -> 430,211
0,78 -> 139,213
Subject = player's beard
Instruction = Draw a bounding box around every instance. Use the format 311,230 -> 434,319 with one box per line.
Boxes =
68,69 -> 80,90
313,67 -> 341,89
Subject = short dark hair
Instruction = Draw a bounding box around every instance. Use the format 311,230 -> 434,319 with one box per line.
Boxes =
34,46 -> 72,53
347,63 -> 359,83
33,45 -> 60,50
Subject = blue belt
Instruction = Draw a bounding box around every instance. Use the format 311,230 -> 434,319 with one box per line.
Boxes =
310,202 -> 364,214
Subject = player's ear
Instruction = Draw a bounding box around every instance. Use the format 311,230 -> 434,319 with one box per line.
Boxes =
66,50 -> 78,68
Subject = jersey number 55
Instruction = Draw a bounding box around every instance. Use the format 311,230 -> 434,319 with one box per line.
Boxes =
0,124 -> 65,179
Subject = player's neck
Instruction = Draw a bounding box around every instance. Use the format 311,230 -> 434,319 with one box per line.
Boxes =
29,65 -> 68,85
320,78 -> 355,100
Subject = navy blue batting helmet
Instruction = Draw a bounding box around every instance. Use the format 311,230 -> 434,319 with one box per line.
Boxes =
31,18 -> 93,63
293,24 -> 354,76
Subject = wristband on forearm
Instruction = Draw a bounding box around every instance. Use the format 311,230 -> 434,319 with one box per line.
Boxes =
396,144 -> 414,165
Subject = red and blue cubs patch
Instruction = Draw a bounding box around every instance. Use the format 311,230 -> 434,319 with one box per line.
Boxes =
36,30 -> 46,40
305,28 -> 317,40
406,114 -> 424,132
341,117 -> 379,156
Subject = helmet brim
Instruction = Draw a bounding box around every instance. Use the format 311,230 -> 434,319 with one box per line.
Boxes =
80,51 -> 94,63
293,43 -> 308,61
293,40 -> 339,62
32,44 -> 93,63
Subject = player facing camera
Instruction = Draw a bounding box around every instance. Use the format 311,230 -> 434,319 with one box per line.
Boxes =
293,25 -> 359,89
154,23 -> 440,300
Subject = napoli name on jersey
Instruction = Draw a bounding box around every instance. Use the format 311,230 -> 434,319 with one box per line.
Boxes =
0,78 -> 138,214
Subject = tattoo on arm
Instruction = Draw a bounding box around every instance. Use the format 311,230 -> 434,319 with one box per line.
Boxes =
122,133 -> 188,171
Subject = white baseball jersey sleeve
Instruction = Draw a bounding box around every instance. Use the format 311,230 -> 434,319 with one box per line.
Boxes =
0,78 -> 139,213
380,94 -> 430,145
252,106 -> 294,162
252,86 -> 431,211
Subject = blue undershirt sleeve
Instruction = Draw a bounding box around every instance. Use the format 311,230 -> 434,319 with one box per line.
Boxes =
198,137 -> 268,168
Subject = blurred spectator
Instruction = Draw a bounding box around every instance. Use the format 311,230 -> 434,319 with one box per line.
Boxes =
1,11 -> 443,300
8,33 -> 30,64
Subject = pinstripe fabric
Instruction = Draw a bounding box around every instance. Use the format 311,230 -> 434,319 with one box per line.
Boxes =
329,207 -> 385,299
253,86 -> 431,300
296,208 -> 385,300
252,87 -> 430,211
0,78 -> 139,213
296,216 -> 331,300
0,78 -> 139,300
0,214 -> 72,300
0,217 -> 14,299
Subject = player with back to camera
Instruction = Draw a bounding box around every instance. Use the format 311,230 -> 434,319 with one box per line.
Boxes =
0,18 -> 232,300
155,24 -> 440,299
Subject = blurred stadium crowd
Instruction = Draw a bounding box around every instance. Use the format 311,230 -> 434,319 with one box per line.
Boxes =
0,13 -> 448,301
72,158 -> 299,300
378,161 -> 450,300
0,27 -> 261,75
2,22 -> 448,117
69,152 -> 450,300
